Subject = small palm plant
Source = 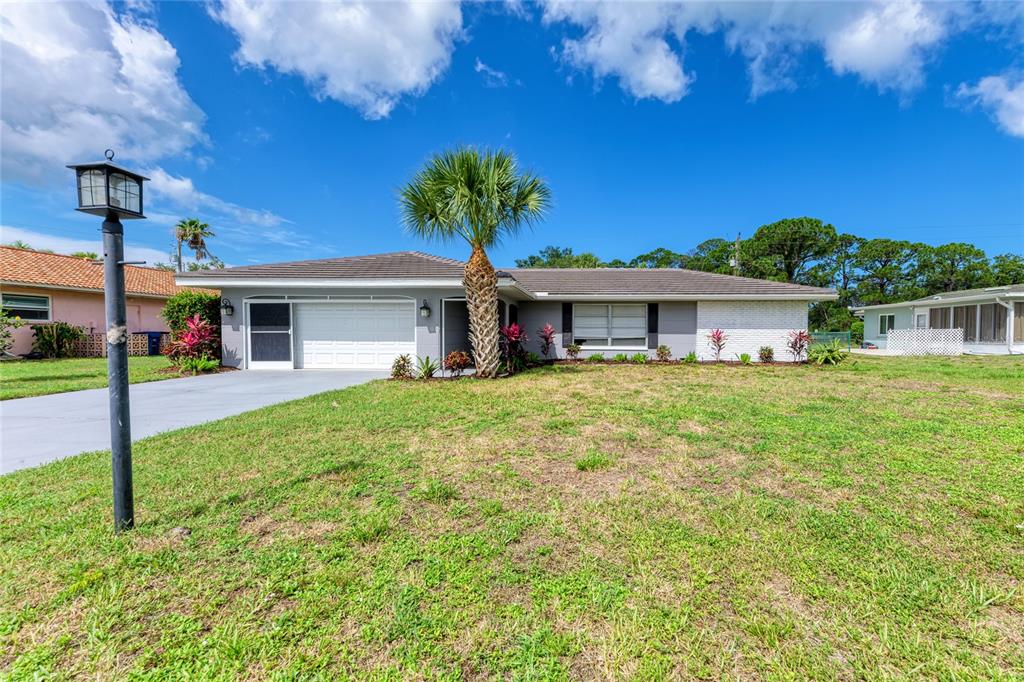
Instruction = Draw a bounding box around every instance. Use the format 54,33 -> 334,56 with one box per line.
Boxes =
174,218 -> 215,272
399,148 -> 550,378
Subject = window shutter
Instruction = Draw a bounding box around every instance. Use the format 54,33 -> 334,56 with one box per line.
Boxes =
647,303 -> 659,349
562,303 -> 573,347
509,304 -> 519,325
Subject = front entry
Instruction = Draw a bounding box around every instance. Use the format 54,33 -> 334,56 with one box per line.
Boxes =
442,299 -> 472,359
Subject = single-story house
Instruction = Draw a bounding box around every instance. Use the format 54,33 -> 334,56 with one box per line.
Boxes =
853,284 -> 1024,354
176,251 -> 836,369
0,246 -> 206,356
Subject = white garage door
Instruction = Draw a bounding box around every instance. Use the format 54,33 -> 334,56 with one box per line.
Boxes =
293,302 -> 415,369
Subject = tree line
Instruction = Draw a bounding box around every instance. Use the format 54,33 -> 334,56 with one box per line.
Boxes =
514,217 -> 1024,331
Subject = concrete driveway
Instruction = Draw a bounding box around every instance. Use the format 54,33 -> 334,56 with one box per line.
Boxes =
0,370 -> 386,474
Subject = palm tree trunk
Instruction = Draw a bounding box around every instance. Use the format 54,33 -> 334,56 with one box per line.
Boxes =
177,240 -> 182,273
464,245 -> 500,378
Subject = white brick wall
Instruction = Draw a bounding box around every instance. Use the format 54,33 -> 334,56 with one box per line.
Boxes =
696,300 -> 809,362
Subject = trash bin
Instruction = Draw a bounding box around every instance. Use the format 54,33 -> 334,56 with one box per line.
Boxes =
145,332 -> 164,356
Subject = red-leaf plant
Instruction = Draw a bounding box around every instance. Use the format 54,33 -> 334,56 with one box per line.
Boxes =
537,323 -> 556,358
443,350 -> 472,377
786,330 -> 812,362
165,314 -> 218,364
706,328 -> 728,362
499,323 -> 529,374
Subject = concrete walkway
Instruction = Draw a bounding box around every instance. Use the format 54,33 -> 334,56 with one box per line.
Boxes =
0,370 -> 386,474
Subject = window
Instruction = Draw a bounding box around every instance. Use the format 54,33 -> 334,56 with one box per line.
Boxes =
878,314 -> 895,335
574,304 -> 647,348
914,313 -> 928,329
954,305 -> 977,342
929,307 -> 952,329
979,303 -> 1007,343
1015,303 -> 1023,343
1,293 -> 50,321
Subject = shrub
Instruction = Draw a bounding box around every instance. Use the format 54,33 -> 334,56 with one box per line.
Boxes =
587,353 -> 605,362
161,290 -> 220,333
786,330 -> 812,362
391,354 -> 413,379
706,328 -> 728,362
655,344 -> 671,362
164,314 -> 218,366
1,311 -> 24,356
682,351 -> 698,364
630,352 -> 648,364
30,322 -> 84,358
612,353 -> 628,362
807,339 -> 849,366
758,346 -> 775,363
416,355 -> 439,379
566,343 -> 582,360
177,354 -> 219,374
443,350 -> 471,377
526,351 -> 543,366
738,353 -> 752,365
537,323 -> 556,357
499,323 -> 529,374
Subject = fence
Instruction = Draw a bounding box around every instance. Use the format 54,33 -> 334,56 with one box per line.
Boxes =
72,332 -> 170,358
886,329 -> 964,356
810,331 -> 851,350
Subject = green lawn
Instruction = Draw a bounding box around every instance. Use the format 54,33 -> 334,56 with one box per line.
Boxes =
2,356 -> 1022,678
0,356 -> 174,400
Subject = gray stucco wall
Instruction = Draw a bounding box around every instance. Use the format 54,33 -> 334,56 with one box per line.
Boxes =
657,302 -> 697,358
216,286 -> 462,368
862,306 -> 913,348
517,301 -> 564,358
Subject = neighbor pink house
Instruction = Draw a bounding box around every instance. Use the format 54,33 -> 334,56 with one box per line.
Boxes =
1,246 -> 214,356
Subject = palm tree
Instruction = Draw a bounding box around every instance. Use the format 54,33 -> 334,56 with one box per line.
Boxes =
174,218 -> 214,272
400,147 -> 550,378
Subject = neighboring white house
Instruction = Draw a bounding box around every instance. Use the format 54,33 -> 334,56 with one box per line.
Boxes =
176,251 -> 837,369
853,284 -> 1024,355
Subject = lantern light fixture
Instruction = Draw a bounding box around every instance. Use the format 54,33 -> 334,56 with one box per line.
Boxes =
220,298 -> 235,317
419,299 -> 431,318
66,149 -> 149,220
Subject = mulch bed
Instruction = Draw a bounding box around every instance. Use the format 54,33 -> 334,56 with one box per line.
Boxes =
157,365 -> 239,377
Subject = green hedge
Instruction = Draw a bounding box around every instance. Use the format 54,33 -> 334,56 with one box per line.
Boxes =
161,290 -> 221,333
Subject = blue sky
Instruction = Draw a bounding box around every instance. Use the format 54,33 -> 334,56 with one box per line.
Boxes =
1,1 -> 1022,268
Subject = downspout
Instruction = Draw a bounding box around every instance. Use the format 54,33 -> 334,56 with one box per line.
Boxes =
994,298 -> 1014,354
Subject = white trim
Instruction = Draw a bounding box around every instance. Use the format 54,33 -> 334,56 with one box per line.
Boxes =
854,291 -> 1024,313
544,293 -> 835,301
1,291 -> 52,322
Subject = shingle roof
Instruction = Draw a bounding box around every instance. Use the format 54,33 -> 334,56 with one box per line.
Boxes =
904,283 -> 1024,303
177,250 -> 834,298
176,251 -> 472,279
506,268 -> 835,297
0,246 -> 214,297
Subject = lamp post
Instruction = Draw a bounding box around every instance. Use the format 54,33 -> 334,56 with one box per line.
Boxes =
67,150 -> 149,532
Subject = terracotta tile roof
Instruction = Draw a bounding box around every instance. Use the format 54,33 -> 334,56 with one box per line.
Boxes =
0,246 -> 215,298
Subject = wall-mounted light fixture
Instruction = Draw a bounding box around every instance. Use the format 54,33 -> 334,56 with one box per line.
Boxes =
419,299 -> 431,318
220,298 -> 234,317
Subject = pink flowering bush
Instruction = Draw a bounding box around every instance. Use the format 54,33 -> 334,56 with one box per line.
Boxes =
707,328 -> 728,362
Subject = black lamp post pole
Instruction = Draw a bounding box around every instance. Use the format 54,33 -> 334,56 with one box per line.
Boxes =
102,210 -> 134,532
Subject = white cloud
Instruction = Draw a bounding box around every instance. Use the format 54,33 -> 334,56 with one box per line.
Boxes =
540,1 -> 956,101
212,0 -> 464,119
956,74 -> 1024,137
1,225 -> 178,266
475,58 -> 509,87
0,1 -> 205,185
145,167 -> 286,230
